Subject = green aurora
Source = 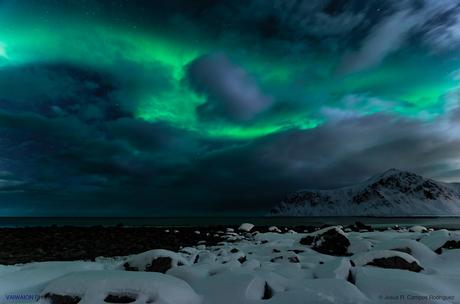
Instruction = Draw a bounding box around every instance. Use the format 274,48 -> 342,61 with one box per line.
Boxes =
2,10 -> 459,140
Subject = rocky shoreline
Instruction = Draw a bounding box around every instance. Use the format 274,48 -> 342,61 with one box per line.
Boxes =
2,222 -> 460,303
0,224 -> 322,265
1,222 -> 456,266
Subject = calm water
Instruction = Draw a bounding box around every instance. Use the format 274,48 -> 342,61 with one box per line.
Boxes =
1,217 -> 460,229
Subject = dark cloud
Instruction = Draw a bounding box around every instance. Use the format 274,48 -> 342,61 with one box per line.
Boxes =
0,60 -> 173,121
339,0 -> 460,73
2,98 -> 460,214
108,118 -> 200,152
187,53 -> 272,122
2,0 -> 460,215
339,9 -> 418,73
0,178 -> 28,193
172,112 -> 460,212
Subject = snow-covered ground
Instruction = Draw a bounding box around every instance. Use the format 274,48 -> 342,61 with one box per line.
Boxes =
1,224 -> 460,304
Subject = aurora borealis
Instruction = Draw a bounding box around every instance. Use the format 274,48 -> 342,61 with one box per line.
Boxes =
2,0 -> 460,215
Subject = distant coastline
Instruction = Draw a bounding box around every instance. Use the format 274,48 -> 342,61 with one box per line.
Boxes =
1,216 -> 460,229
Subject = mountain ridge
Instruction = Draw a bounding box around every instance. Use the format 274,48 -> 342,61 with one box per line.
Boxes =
270,169 -> 460,216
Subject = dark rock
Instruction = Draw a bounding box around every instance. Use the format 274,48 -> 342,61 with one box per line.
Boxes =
288,249 -> 304,254
44,294 -> 81,304
262,282 -> 273,300
347,270 -> 355,284
367,256 -> 423,272
393,247 -> 412,254
104,294 -> 137,303
123,262 -> 138,271
230,248 -> 239,253
352,188 -> 384,205
308,228 -> 350,256
270,256 -> 283,262
299,236 -> 314,245
288,256 -> 299,263
145,257 -> 173,273
442,240 -> 460,250
0,226 -> 226,265
272,249 -> 281,253
431,239 -> 460,254
238,256 -> 247,264
355,221 -> 372,231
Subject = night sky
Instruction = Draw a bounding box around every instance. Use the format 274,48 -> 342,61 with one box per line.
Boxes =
2,0 -> 460,216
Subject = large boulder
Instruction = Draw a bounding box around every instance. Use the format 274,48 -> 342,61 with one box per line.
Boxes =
351,250 -> 423,273
300,226 -> 350,256
419,229 -> 460,254
39,270 -> 201,304
313,258 -> 352,280
409,225 -> 428,233
238,223 -> 255,232
367,256 -> 423,272
191,272 -> 270,303
347,221 -> 373,232
0,261 -> 103,300
373,239 -> 436,261
123,249 -> 189,273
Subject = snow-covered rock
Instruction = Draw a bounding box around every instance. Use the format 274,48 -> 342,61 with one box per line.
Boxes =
347,238 -> 373,254
351,250 -> 423,272
313,258 -> 352,280
300,226 -> 350,256
238,223 -> 254,232
40,270 -> 201,304
123,249 -> 189,273
3,224 -> 460,304
409,225 -> 428,233
268,226 -> 282,233
270,169 -> 460,216
420,229 -> 460,253
193,251 -> 216,264
372,239 -> 436,261
190,272 -> 269,303
0,262 -> 103,298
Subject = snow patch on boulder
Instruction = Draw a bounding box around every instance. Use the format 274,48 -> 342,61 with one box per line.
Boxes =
123,249 -> 189,273
0,262 -> 104,298
238,223 -> 255,232
313,258 -> 352,280
352,250 -> 423,272
268,226 -> 282,233
40,270 -> 201,304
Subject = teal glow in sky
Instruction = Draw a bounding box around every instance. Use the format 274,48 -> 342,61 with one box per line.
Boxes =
2,1 -> 460,140
2,0 -> 460,215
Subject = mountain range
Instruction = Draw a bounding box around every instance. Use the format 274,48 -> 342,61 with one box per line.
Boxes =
270,169 -> 460,216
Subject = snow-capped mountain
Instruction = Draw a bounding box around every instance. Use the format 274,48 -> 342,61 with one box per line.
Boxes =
270,169 -> 460,216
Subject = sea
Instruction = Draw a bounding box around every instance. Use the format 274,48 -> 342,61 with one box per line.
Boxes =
1,217 -> 460,229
